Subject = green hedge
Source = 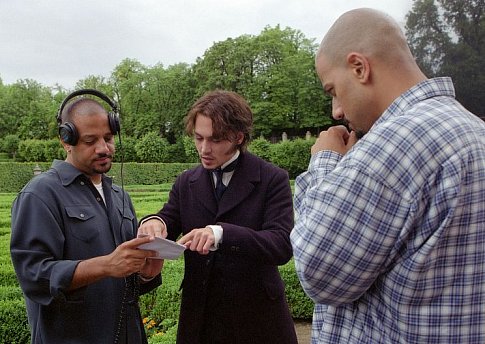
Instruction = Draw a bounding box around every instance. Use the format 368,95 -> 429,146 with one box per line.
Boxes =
109,163 -> 197,186
0,300 -> 30,344
3,136 -> 316,181
0,162 -> 197,193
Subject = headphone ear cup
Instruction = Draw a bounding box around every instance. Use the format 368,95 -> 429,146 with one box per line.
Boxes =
108,112 -> 121,135
59,122 -> 79,146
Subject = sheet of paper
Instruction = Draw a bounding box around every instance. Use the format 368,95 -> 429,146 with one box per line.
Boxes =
137,236 -> 186,260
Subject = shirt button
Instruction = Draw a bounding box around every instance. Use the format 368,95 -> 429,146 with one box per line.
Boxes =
96,197 -> 101,202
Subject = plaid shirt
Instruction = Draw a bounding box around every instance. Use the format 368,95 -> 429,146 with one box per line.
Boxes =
291,77 -> 485,343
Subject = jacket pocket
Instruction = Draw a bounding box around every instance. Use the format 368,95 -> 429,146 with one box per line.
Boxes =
65,205 -> 98,242
116,205 -> 135,240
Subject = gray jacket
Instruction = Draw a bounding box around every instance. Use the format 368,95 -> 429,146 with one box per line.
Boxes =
10,160 -> 161,343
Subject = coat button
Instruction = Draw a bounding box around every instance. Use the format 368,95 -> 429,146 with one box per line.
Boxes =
80,213 -> 85,218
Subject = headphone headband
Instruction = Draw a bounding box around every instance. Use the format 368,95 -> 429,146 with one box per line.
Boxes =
57,89 -> 120,145
56,89 -> 119,124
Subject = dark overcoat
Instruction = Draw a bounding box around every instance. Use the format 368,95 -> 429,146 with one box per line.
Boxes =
156,152 -> 297,344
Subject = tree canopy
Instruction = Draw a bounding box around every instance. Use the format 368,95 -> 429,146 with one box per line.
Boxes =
0,25 -> 332,144
406,0 -> 485,116
1,2 -> 484,150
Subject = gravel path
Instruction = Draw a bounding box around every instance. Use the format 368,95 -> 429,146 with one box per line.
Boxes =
294,320 -> 312,344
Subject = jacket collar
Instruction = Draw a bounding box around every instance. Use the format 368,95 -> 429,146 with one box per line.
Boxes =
51,159 -> 113,189
189,152 -> 261,216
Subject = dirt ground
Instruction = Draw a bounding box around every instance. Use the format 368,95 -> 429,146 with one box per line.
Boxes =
294,320 -> 312,344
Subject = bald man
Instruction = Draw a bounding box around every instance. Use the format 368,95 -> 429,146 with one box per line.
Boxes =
291,8 -> 485,344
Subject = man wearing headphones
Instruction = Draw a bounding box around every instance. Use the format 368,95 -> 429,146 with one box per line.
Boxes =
10,90 -> 163,343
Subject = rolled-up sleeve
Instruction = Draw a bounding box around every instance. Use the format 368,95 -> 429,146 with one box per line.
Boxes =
10,192 -> 80,305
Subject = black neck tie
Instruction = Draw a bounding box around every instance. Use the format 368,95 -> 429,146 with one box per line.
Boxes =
213,159 -> 238,201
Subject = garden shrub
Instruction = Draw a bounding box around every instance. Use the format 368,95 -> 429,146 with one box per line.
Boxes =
135,132 -> 171,163
0,299 -> 30,344
114,136 -> 138,163
17,139 -> 46,162
147,323 -> 177,344
166,139 -> 187,163
0,162 -> 51,193
1,134 -> 20,159
181,136 -> 199,163
109,163 -> 197,186
43,139 -> 65,162
140,259 -> 183,327
269,138 -> 314,178
0,162 -> 197,193
279,259 -> 314,319
248,137 -> 272,161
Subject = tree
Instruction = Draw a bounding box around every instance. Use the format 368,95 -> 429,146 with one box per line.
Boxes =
110,58 -> 149,138
406,0 -> 485,116
248,26 -> 330,136
1,134 -> 20,158
193,25 -> 332,138
141,63 -> 196,141
0,80 -> 57,140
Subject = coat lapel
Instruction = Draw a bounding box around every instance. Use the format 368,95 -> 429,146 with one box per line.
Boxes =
189,166 -> 218,216
217,153 -> 260,217
188,153 -> 261,218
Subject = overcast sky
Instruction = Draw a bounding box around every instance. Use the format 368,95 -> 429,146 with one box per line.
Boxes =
1,0 -> 412,90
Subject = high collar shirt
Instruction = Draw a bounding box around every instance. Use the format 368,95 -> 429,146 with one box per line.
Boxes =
291,77 -> 485,343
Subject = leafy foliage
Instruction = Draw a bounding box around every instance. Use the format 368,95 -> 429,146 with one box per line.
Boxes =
406,0 -> 485,116
0,25 -> 332,147
1,134 -> 19,158
135,132 -> 171,162
248,136 -> 272,161
269,138 -> 315,178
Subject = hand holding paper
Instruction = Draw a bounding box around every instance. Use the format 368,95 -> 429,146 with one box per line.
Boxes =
137,236 -> 186,260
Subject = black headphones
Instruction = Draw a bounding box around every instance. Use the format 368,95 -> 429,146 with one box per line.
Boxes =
56,89 -> 121,146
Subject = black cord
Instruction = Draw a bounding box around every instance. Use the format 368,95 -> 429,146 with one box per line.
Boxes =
114,129 -> 128,344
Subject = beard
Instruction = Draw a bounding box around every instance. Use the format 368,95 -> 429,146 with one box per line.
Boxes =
92,153 -> 113,174
355,130 -> 366,139
341,119 -> 366,139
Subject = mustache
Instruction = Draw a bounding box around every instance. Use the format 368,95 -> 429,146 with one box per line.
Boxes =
96,153 -> 113,159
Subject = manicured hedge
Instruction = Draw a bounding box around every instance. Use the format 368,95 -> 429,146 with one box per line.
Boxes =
0,162 -> 197,193
109,163 -> 197,186
0,232 -> 30,343
1,136 -> 316,187
0,299 -> 30,344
